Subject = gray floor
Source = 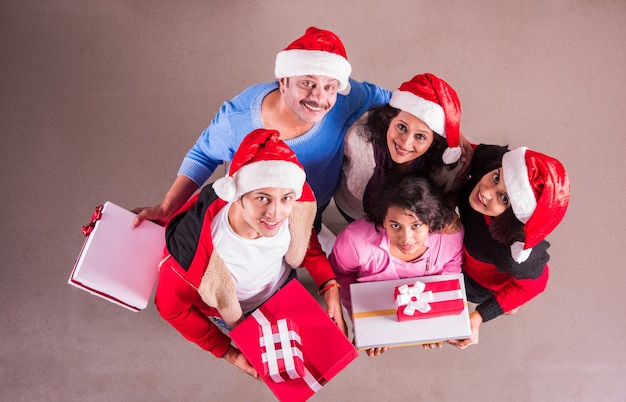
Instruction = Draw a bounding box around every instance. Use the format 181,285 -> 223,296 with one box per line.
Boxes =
2,1 -> 625,401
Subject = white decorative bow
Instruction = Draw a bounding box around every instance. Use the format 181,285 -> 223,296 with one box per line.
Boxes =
395,281 -> 434,316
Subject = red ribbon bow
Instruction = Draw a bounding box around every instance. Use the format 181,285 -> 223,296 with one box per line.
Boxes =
82,204 -> 103,236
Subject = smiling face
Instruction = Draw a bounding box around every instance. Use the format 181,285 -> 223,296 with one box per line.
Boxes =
383,205 -> 430,261
280,75 -> 340,125
469,168 -> 511,217
229,187 -> 297,239
386,111 -> 436,165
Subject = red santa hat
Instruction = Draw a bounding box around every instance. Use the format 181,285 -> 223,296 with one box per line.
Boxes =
213,129 -> 308,203
389,73 -> 462,164
275,26 -> 352,93
502,147 -> 570,262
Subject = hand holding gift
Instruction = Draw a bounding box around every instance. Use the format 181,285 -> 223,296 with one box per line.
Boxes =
447,310 -> 482,349
349,274 -> 472,351
365,346 -> 389,357
231,280 -> 358,402
222,345 -> 259,379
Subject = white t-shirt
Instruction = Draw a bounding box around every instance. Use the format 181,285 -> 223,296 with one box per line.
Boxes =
210,203 -> 292,313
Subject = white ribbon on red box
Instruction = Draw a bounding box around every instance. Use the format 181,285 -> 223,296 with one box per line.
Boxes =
251,309 -> 323,392
259,318 -> 304,383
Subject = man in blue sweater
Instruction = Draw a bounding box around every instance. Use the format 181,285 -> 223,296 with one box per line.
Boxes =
132,27 -> 391,232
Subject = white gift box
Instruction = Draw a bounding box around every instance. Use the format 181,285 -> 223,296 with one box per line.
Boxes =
350,273 -> 472,349
68,201 -> 165,312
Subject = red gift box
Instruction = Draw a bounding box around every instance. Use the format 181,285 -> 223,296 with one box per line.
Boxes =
394,279 -> 464,322
259,317 -> 305,383
230,279 -> 357,402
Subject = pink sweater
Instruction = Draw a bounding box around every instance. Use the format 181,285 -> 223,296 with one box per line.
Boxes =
329,217 -> 463,314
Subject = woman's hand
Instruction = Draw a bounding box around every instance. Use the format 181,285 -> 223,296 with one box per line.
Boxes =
222,345 -> 260,379
447,311 -> 482,349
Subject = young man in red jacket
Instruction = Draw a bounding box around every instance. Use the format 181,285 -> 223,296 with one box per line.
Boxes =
155,129 -> 344,377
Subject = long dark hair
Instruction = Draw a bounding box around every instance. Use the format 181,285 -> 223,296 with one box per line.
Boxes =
365,175 -> 454,233
489,207 -> 525,245
364,104 -> 448,169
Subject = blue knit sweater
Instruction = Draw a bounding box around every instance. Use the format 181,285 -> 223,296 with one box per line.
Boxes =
179,79 -> 391,206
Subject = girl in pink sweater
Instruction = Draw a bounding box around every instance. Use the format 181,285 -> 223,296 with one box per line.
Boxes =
330,175 -> 463,355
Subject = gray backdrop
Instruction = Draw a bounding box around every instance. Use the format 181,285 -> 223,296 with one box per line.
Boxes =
2,1 -> 624,401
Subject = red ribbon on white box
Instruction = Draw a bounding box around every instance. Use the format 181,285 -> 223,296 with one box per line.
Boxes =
251,309 -> 323,392
395,280 -> 463,316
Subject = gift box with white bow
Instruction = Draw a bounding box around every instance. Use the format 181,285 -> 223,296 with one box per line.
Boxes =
350,273 -> 472,349
394,278 -> 465,322
230,279 -> 358,402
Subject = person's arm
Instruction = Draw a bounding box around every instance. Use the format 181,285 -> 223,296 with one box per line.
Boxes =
154,261 -> 232,357
156,261 -> 260,376
328,229 -> 362,316
132,175 -> 199,227
448,263 -> 549,350
133,95 -> 245,227
436,229 -> 465,275
319,279 -> 346,336
476,265 -> 549,322
343,78 -> 392,119
473,241 -> 550,321
448,310 -> 482,349
301,229 -> 347,336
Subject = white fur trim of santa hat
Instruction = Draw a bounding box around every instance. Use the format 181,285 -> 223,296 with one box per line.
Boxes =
502,146 -> 537,263
213,160 -> 306,203
502,147 -> 537,224
389,89 -> 446,136
275,49 -> 352,92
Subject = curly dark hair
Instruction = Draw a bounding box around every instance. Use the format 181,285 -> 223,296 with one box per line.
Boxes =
365,175 -> 454,233
364,104 -> 448,169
